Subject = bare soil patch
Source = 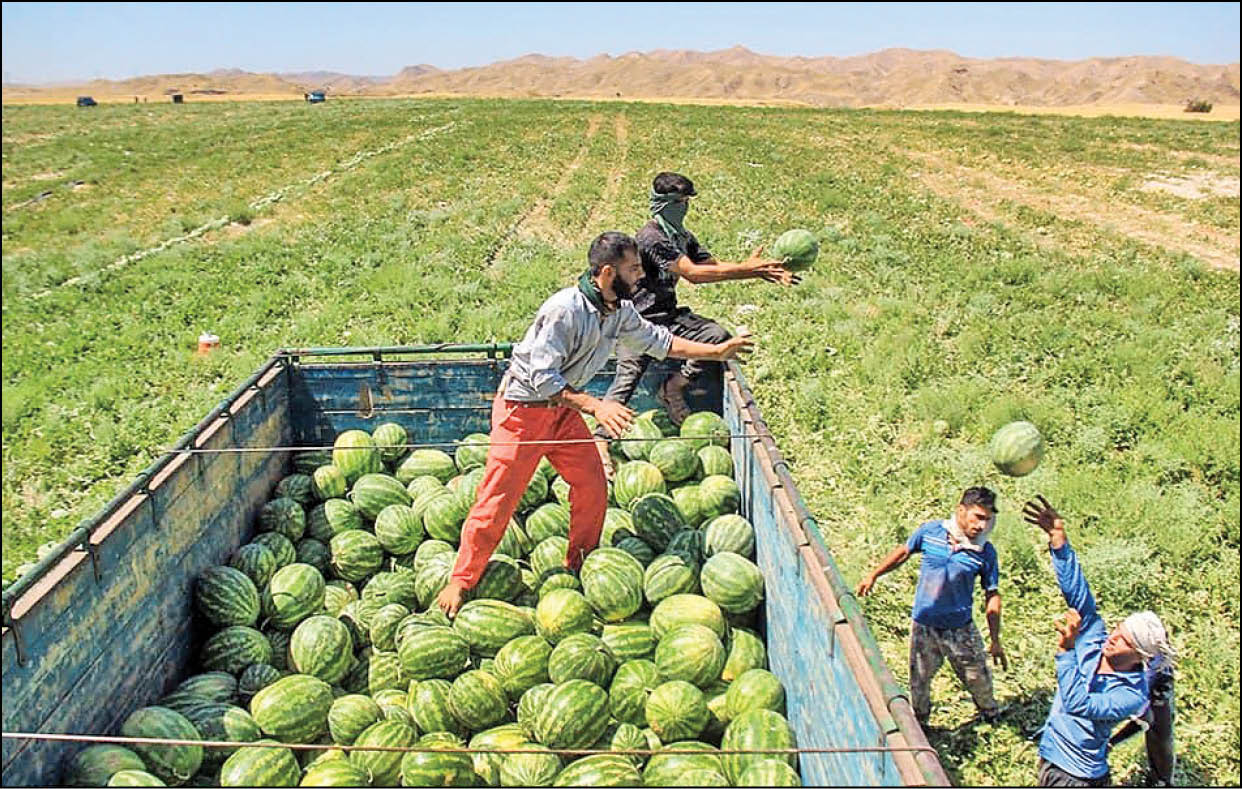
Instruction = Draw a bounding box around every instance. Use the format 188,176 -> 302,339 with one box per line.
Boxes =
1140,173 -> 1240,199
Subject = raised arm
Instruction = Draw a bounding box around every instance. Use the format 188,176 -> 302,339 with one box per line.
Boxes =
1023,496 -> 1099,623
672,245 -> 799,286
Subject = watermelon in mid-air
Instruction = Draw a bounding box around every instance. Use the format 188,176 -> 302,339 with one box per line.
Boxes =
990,421 -> 1044,477
773,229 -> 819,272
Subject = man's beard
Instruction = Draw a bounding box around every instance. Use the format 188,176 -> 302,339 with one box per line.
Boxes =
611,277 -> 634,301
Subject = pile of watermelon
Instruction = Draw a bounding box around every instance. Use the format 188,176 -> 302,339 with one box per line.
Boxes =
71,410 -> 802,787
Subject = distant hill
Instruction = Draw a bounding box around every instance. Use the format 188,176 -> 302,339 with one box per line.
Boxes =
5,47 -> 1238,109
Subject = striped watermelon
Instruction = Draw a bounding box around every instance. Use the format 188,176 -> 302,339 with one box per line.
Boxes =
372,422 -> 409,465
650,594 -> 726,640
991,420 -> 1045,476
500,744 -> 561,787
473,555 -> 525,602
630,494 -> 687,551
396,448 -> 458,485
696,446 -> 734,479
670,485 -> 707,528
398,626 -> 470,680
538,569 -> 580,599
373,504 -> 424,555
262,563 -> 325,629
294,449 -> 334,473
534,680 -> 610,749
421,491 -> 471,543
552,754 -> 641,787
289,615 -> 354,683
525,502 -> 571,542
229,543 -> 278,590
614,461 -> 666,510
609,722 -> 648,766
655,624 -> 726,688
649,440 -> 700,483
175,671 -> 237,703
202,626 -> 273,675
409,679 -> 467,737
529,536 -> 570,578
274,474 -> 315,507
697,476 -> 741,522
350,719 -> 416,786
722,627 -> 768,681
721,709 -> 797,782
620,416 -> 664,461
250,532 -> 296,568
414,554 -> 454,610
408,474 -> 446,500
337,599 -> 377,648
491,635 -> 553,700
105,770 -> 165,787
703,515 -> 754,560
219,740 -> 300,787
737,759 -> 802,787
666,769 -> 730,786
307,499 -> 364,543
258,498 -> 306,542
448,669 -> 509,731
580,547 -> 645,622
328,530 -> 383,582
414,539 -> 456,573
339,650 -> 370,694
614,536 -> 656,566
368,649 -> 408,695
449,467 -> 486,509
362,571 -> 419,609
644,554 -> 700,605
494,518 -> 532,559
548,633 -> 616,686
601,622 -> 656,663
703,680 -> 732,742
534,588 -> 595,644
119,707 -> 202,786
333,430 -> 382,484
180,703 -> 261,768
311,465 -> 347,501
263,627 -> 293,670
646,680 -> 709,742
294,538 -> 331,575
238,663 -> 282,702
322,580 -> 357,617
299,759 -> 371,787
680,412 -> 730,451
349,473 -> 412,520
453,599 -> 534,656
608,659 -> 661,727
517,683 -> 554,739
454,433 -> 491,472
644,742 -> 723,786
600,508 -> 636,547
369,603 -> 410,652
724,669 -> 786,719
63,745 -> 146,787
469,723 -> 530,786
249,674 -> 333,743
400,732 -> 475,787
700,552 -> 764,614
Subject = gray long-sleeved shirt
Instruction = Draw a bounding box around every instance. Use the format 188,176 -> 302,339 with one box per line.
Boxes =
503,286 -> 674,402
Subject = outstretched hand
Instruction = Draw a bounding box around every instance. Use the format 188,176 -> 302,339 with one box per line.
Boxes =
1022,495 -> 1066,548
713,334 -> 755,362
746,244 -> 801,286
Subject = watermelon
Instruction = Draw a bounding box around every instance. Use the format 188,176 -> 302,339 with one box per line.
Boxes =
450,466 -> 486,510
119,707 -> 202,786
421,491 -> 471,543
643,742 -> 723,787
548,632 -> 616,686
529,536 -> 570,578
492,634 -> 553,700
665,769 -> 730,786
990,420 -> 1045,476
63,745 -> 147,787
372,422 -> 409,465
773,228 -> 819,271
311,465 -> 347,501
518,472 -> 550,513
697,476 -> 741,522
737,759 -> 802,787
680,412 -> 729,452
336,599 -> 377,648
228,543 -> 278,590
608,659 -> 662,727
722,627 -> 768,681
369,603 -> 411,652
400,732 -> 476,787
299,759 -> 371,787
398,626 -> 470,680
601,622 -> 656,663
396,449 -> 458,485
289,615 -> 354,683
180,703 -> 261,768
666,529 -> 704,563
645,680 -> 708,742
274,474 -> 315,507
106,770 -> 166,787
703,515 -> 755,560
494,518 -> 532,559
517,683 -> 555,739
408,474 -> 446,501
638,408 -> 679,438
644,554 -> 700,605
174,671 -> 237,704
469,723 -> 530,786
328,530 -> 383,582
614,536 -> 656,566
218,740 -> 300,787
322,580 -> 357,617
262,563 -> 325,629
525,502 -> 571,542
348,473 -> 412,520
655,624 -> 726,688
263,628 -> 293,670
534,588 -> 595,644
306,499 -> 363,543
258,498 -> 306,542
599,508 -> 636,547
350,719 -> 416,786
250,532 -> 296,569
670,485 -> 707,528
295,450 -> 334,474
702,680 -> 732,742
249,674 -> 333,743
415,539 -> 456,573
326,693 -> 382,743
580,547 -> 645,622
614,461 -> 666,510
500,743 -> 561,787
630,494 -> 688,551
370,504 -> 423,555
700,552 -> 764,614
550,475 -> 572,506
446,669 -> 509,731
609,722 -> 648,766
649,440 -> 700,483
414,554 -> 454,610
410,679 -> 467,737
333,430 -> 382,484
721,709 -> 797,781
537,570 -> 581,600
453,599 -> 534,656
725,669 -> 786,719
651,595 -> 726,640
534,680 -> 611,749
454,433 -> 491,472
473,555 -> 525,602
696,446 -> 734,479
294,538 -> 331,575
238,663 -> 282,701
553,755 -> 641,787
362,571 -> 419,609
621,416 -> 664,461
202,626 -> 273,675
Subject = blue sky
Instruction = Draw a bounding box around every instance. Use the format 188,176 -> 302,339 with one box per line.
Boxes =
2,2 -> 1239,84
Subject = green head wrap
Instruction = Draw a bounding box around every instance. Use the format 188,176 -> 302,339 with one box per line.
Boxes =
650,189 -> 690,253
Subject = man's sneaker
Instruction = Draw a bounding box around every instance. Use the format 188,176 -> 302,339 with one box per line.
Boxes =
659,375 -> 692,427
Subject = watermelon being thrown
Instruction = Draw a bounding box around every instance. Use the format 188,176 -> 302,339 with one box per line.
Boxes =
773,228 -> 819,272
990,421 -> 1044,477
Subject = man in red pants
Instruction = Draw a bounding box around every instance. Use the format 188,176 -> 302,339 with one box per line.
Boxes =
438,231 -> 754,617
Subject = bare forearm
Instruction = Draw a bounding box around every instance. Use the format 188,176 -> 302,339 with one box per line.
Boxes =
667,335 -> 723,360
870,546 -> 910,581
986,594 -> 1002,643
553,387 -> 600,414
678,261 -> 754,284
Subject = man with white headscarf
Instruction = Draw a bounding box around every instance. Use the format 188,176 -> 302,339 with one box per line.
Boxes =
1023,495 -> 1176,788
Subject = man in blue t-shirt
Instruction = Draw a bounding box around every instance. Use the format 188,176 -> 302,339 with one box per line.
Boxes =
857,487 -> 1007,725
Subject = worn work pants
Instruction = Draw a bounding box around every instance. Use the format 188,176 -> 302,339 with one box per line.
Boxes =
1037,758 -> 1110,788
909,620 -> 997,721
599,308 -> 731,408
450,395 -> 607,589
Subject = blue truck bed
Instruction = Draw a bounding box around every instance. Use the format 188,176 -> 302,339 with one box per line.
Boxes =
2,345 -> 949,786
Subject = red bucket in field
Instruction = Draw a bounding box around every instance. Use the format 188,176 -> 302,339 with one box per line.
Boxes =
197,332 -> 220,356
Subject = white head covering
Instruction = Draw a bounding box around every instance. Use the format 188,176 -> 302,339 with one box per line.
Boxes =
944,512 -> 995,553
1123,611 -> 1175,665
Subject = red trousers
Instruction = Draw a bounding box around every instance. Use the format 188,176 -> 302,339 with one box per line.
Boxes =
450,395 -> 607,589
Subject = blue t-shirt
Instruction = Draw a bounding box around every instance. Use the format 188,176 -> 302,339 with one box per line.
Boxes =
905,520 -> 999,630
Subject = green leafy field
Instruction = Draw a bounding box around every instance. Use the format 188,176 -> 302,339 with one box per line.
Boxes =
3,98 -> 1239,785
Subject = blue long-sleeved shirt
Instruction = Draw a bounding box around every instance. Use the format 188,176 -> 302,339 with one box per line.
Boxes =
1038,539 -> 1148,779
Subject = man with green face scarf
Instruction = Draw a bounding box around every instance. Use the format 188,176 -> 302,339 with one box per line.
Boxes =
593,172 -> 797,475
